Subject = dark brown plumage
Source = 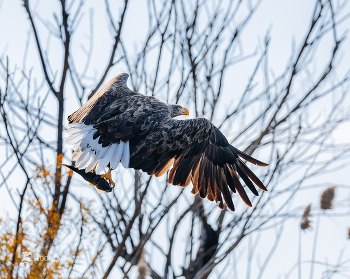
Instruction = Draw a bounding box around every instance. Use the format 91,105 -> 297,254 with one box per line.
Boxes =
66,73 -> 268,211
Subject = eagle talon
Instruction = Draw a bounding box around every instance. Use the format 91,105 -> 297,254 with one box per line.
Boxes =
100,169 -> 115,186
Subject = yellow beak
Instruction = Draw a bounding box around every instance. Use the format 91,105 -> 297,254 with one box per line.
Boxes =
179,107 -> 189,116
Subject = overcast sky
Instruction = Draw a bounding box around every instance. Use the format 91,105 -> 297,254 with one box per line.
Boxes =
1,0 -> 350,278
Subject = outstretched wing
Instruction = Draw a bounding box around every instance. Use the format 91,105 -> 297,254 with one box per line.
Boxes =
128,118 -> 268,211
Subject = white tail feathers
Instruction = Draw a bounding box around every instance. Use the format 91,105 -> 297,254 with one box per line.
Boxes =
96,144 -> 116,174
67,123 -> 130,174
110,141 -> 124,169
121,141 -> 130,168
66,130 -> 89,145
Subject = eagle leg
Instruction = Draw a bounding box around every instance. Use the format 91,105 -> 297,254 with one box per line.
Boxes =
100,169 -> 115,186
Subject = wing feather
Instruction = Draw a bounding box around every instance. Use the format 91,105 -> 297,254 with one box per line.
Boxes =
121,141 -> 130,168
110,142 -> 124,170
237,158 -> 267,191
153,158 -> 174,177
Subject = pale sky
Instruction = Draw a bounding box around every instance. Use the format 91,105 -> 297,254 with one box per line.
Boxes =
0,0 -> 350,278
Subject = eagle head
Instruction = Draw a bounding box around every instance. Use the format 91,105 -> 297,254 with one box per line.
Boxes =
169,104 -> 189,118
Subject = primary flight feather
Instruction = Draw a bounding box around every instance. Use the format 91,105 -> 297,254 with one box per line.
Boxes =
66,73 -> 268,211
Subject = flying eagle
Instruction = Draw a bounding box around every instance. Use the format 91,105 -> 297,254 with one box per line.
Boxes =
65,73 -> 268,211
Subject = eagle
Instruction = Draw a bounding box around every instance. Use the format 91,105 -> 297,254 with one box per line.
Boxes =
65,73 -> 268,211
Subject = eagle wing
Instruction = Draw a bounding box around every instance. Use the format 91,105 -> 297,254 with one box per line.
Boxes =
127,117 -> 268,211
